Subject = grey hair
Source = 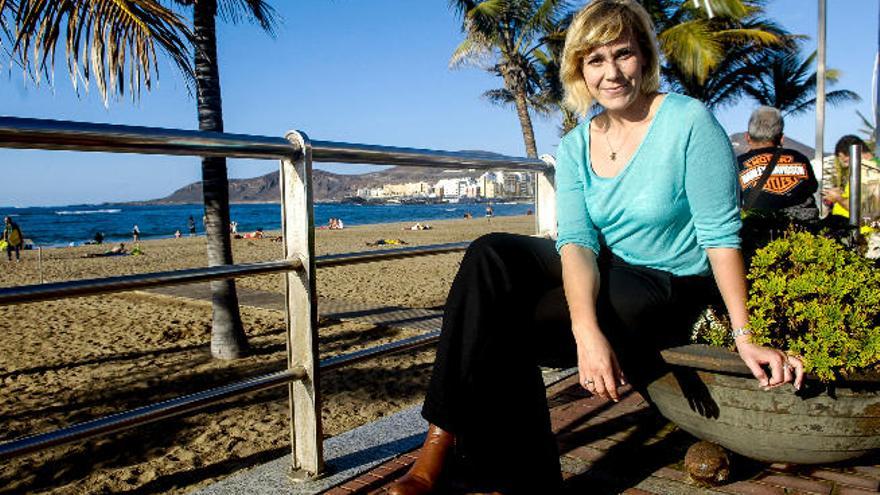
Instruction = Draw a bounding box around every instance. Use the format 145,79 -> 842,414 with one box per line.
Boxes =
747,106 -> 784,144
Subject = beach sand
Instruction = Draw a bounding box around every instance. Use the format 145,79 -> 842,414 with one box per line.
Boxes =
0,215 -> 534,494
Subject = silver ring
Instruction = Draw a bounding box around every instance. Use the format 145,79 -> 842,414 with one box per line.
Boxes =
584,379 -> 594,386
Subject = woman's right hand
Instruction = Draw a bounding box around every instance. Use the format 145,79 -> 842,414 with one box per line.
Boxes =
575,328 -> 626,402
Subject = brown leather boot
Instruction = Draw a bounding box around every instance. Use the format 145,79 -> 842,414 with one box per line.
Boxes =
386,424 -> 454,495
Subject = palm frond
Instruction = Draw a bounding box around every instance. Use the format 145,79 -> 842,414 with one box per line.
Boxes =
784,90 -> 861,117
856,110 -> 875,141
218,0 -> 278,35
448,0 -> 479,21
658,20 -> 721,83
521,0 -> 567,40
712,27 -> 779,46
701,0 -> 749,18
5,0 -> 192,104
466,0 -> 505,32
449,35 -> 493,69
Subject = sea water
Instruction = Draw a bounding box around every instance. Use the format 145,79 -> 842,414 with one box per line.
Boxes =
0,202 -> 533,247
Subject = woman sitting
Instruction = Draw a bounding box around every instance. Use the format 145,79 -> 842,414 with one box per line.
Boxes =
388,1 -> 803,493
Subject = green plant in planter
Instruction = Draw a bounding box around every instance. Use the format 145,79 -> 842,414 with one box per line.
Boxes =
695,230 -> 880,381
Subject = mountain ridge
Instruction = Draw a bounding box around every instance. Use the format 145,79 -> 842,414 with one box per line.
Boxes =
140,150 -> 511,204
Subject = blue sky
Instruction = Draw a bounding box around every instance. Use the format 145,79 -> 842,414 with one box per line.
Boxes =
1,0 -> 877,207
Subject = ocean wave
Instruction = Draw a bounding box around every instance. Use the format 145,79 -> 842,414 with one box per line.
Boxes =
55,209 -> 122,215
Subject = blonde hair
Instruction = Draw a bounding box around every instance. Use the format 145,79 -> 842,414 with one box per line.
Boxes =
561,0 -> 660,117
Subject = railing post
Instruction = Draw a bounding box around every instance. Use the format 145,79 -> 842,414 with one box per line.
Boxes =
282,130 -> 324,480
850,143 -> 863,243
535,154 -> 557,238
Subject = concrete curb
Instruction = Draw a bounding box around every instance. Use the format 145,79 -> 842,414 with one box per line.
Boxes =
190,405 -> 427,494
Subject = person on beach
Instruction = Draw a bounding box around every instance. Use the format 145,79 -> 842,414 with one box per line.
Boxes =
174,229 -> 182,239
484,204 -> 494,222
132,224 -> 140,242
3,216 -> 23,262
737,106 -> 818,221
188,215 -> 197,236
388,2 -> 803,494
84,243 -> 127,258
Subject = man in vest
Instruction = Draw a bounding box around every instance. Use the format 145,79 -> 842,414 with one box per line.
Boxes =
737,106 -> 819,221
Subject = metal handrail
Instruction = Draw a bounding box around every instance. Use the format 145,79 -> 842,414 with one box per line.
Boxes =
0,116 -> 549,172
0,116 -> 297,160
316,242 -> 469,268
311,139 -> 549,172
0,367 -> 306,461
0,116 -> 554,478
0,260 -> 301,306
0,330 -> 443,462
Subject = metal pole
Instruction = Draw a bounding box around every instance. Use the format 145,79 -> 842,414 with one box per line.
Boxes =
0,260 -> 299,306
282,130 -> 323,480
850,144 -> 863,240
0,368 -> 305,461
536,154 -> 557,238
815,0 -> 828,199
0,116 -> 548,172
0,116 -> 297,160
875,1 -> 880,159
310,139 -> 548,172
37,246 -> 43,284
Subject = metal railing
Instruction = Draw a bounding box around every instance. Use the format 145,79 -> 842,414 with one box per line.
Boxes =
0,116 -> 556,480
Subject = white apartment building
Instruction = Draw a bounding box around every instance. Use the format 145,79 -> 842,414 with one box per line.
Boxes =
434,177 -> 477,199
356,187 -> 385,198
383,181 -> 431,197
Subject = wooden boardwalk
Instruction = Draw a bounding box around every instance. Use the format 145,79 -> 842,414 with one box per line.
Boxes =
147,283 -> 880,494
325,375 -> 880,495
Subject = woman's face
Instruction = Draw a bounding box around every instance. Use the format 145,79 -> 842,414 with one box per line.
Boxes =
581,32 -> 645,112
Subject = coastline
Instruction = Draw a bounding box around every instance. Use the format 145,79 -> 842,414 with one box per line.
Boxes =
5,202 -> 535,248
0,215 -> 534,494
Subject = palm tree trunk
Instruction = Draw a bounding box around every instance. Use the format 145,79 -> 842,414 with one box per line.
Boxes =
513,88 -> 538,158
194,0 -> 248,359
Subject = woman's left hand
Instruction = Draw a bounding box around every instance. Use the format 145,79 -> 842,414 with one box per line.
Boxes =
735,339 -> 804,391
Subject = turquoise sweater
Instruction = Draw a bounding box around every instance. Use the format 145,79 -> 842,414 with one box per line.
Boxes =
555,93 -> 741,276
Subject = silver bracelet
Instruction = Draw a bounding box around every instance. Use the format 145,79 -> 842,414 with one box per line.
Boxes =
731,326 -> 753,340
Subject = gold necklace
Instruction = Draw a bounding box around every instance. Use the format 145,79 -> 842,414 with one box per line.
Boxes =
603,120 -> 634,161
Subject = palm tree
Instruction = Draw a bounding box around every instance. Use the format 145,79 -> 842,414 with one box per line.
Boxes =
645,0 -> 789,109
2,0 -> 277,359
186,0 -> 276,360
743,48 -> 860,117
536,12 -> 577,135
449,0 -> 569,158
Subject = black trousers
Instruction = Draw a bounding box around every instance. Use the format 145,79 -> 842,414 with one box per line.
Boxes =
421,233 -> 719,493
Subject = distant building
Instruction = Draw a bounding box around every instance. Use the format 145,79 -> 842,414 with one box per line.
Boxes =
434,177 -> 476,199
356,187 -> 385,199
383,181 -> 430,198
355,171 -> 534,202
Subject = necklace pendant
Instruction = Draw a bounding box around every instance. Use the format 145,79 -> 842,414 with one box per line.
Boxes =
610,152 -> 617,161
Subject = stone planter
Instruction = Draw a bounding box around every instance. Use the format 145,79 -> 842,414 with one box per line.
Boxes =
645,344 -> 880,464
